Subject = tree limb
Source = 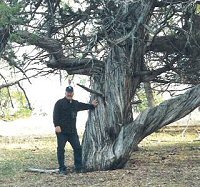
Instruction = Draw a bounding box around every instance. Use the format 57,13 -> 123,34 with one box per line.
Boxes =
136,84 -> 200,138
15,31 -> 105,75
77,83 -> 104,98
134,65 -> 171,82
114,84 -> 200,160
47,58 -> 105,75
148,34 -> 200,54
17,82 -> 32,110
15,30 -> 65,62
16,31 -> 199,77
154,0 -> 197,7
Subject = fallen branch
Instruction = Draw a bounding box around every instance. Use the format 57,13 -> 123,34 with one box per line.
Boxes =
25,168 -> 59,174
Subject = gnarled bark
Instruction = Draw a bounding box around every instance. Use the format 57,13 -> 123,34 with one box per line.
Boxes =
82,0 -> 155,171
82,45 -> 138,171
83,84 -> 200,171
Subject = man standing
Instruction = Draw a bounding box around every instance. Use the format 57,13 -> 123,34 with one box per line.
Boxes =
53,86 -> 98,175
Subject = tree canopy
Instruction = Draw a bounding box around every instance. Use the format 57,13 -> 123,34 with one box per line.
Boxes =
0,0 -> 199,88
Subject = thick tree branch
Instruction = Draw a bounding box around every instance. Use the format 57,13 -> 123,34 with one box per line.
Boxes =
148,34 -> 200,54
13,32 -> 200,78
132,84 -> 200,141
15,30 -> 65,62
13,32 -> 199,80
47,58 -> 105,75
134,66 -> 171,82
154,0 -> 197,7
139,55 -> 180,82
113,84 -> 200,161
136,84 -> 200,138
15,31 -> 105,75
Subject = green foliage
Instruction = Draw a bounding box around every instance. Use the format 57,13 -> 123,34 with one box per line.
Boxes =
0,2 -> 22,26
137,89 -> 163,112
60,1 -> 73,13
9,33 -> 22,42
0,88 -> 32,121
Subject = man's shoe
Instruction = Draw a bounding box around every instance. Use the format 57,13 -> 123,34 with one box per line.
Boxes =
59,170 -> 67,175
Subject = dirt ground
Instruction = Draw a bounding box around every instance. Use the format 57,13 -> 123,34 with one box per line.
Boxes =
0,129 -> 200,187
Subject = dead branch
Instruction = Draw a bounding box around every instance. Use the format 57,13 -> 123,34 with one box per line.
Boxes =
17,82 -> 32,110
77,83 -> 104,98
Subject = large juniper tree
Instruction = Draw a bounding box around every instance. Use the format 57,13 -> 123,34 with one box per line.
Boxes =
0,0 -> 200,171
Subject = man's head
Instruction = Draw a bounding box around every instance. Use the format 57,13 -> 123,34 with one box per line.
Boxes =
65,86 -> 74,100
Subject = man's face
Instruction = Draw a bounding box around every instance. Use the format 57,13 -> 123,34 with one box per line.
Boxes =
65,91 -> 74,100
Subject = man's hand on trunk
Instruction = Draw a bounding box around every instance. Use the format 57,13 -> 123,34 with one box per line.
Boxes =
92,99 -> 98,107
55,126 -> 62,133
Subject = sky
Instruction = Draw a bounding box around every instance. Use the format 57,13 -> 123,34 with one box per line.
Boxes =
23,74 -> 91,115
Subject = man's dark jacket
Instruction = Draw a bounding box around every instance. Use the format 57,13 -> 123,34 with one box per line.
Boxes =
53,97 -> 94,133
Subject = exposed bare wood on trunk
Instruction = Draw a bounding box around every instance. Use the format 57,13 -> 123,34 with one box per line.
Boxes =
82,46 -> 139,171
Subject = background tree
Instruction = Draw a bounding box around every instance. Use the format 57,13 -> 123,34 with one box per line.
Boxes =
0,0 -> 200,171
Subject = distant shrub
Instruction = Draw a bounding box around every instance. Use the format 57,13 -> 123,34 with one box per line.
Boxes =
0,88 -> 32,121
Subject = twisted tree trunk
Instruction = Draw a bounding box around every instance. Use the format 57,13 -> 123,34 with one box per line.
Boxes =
82,80 -> 200,171
81,0 -> 152,171
81,0 -> 200,171
82,45 -> 139,170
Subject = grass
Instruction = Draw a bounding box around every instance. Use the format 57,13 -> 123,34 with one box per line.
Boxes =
0,129 -> 199,187
0,136 -> 59,184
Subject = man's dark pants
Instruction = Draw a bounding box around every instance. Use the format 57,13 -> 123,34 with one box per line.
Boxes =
56,132 -> 82,171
